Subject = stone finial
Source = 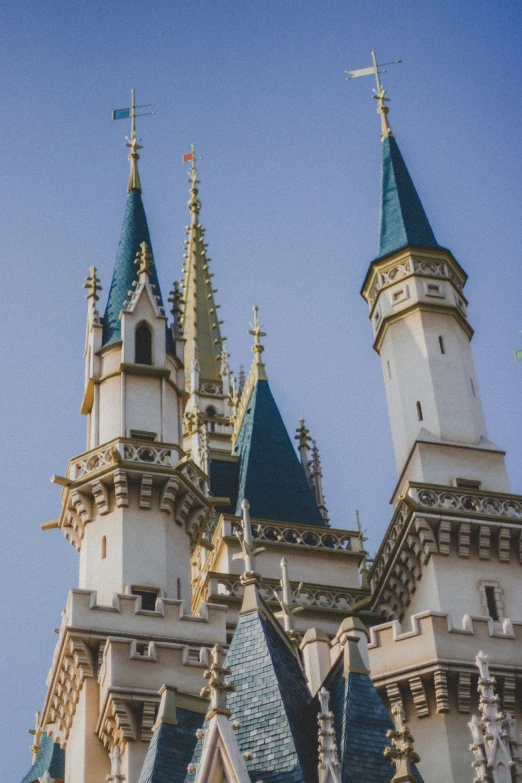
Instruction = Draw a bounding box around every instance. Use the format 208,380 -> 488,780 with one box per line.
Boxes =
232,499 -> 265,584
219,343 -> 230,378
28,710 -> 43,763
84,266 -> 102,302
106,746 -> 126,782
311,439 -> 329,526
468,651 -> 521,782
200,644 -> 235,719
317,687 -> 341,783
238,365 -> 246,396
356,510 -> 370,589
135,242 -> 154,278
384,703 -> 420,782
273,557 -> 303,642
168,280 -> 184,338
248,306 -> 268,381
295,418 -> 313,487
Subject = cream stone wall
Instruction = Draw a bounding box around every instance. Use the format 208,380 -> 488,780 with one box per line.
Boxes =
64,680 -> 109,783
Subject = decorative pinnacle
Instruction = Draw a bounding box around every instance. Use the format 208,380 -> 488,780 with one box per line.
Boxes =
200,643 -> 235,718
125,90 -> 143,193
168,280 -> 184,337
317,687 -> 341,783
232,499 -> 266,584
296,418 -> 311,449
84,266 -> 102,302
186,143 -> 202,216
273,557 -> 303,640
135,242 -> 154,277
248,305 -> 268,380
346,50 -> 401,140
384,703 -> 420,782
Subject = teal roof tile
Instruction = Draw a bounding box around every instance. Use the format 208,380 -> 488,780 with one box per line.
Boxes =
377,135 -> 441,260
327,663 -> 424,783
233,380 -> 325,526
20,733 -> 65,783
186,608 -> 318,783
102,189 -> 164,347
139,709 -> 204,783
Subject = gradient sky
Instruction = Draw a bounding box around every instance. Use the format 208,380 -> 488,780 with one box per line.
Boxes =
2,1 -> 521,777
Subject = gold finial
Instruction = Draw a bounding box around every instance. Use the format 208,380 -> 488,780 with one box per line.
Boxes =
384,703 -> 420,781
28,711 -> 43,762
249,305 -> 267,379
185,143 -> 202,216
135,241 -> 154,277
201,643 -> 235,719
296,418 -> 311,449
83,266 -> 102,301
346,51 -> 401,140
112,89 -> 154,193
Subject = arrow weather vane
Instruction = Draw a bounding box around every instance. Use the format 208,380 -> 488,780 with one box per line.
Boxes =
111,89 -> 154,192
346,51 -> 402,139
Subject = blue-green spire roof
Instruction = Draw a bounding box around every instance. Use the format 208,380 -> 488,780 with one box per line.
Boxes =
377,135 -> 441,259
233,379 -> 325,526
102,189 -> 164,347
19,733 -> 65,783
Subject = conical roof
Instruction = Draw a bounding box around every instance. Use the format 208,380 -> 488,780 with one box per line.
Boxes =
377,135 -> 441,259
233,379 -> 325,526
102,189 -> 164,347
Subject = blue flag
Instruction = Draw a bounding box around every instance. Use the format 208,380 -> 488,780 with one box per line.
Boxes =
112,108 -> 131,121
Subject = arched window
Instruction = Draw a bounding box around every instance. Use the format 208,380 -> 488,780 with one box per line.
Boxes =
206,406 -> 216,432
135,323 -> 152,365
416,401 -> 423,421
101,536 -> 107,560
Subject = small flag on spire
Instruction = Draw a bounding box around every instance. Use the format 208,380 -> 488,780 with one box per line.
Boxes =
112,107 -> 132,121
183,152 -> 194,162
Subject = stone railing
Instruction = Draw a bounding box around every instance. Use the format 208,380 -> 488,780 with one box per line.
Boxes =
367,255 -> 464,310
229,519 -> 354,551
68,438 -> 185,480
412,486 -> 522,520
205,574 -> 367,613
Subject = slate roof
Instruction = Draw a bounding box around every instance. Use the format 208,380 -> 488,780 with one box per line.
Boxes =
215,606 -> 319,783
232,379 -> 325,526
327,661 -> 424,783
139,708 -> 204,783
19,733 -> 65,783
377,135 -> 441,260
102,188 -> 165,347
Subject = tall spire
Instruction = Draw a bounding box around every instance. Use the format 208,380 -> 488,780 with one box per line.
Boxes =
181,145 -> 225,383
102,100 -> 164,347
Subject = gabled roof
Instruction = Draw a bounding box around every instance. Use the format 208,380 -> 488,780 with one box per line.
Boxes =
139,708 -> 205,783
233,379 -> 325,526
326,659 -> 423,783
19,733 -> 65,783
377,135 -> 441,260
102,188 -> 165,347
216,596 -> 319,783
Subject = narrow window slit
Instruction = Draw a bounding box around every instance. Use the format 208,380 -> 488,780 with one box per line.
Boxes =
416,401 -> 423,421
439,336 -> 445,354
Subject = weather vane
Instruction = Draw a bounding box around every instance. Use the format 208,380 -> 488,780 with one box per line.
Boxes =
111,89 -> 154,192
346,51 -> 401,139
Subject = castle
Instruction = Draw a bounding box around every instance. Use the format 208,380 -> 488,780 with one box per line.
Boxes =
19,66 -> 522,783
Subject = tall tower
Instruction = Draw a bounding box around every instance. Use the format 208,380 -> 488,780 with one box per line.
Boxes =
32,112 -> 228,783
356,59 -> 522,783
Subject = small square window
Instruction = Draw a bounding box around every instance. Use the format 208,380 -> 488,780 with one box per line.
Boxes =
424,282 -> 444,299
132,588 -> 159,611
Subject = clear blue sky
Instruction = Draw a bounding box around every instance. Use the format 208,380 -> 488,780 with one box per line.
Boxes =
2,1 -> 521,777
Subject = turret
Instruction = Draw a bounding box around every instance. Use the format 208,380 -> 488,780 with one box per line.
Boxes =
359,73 -> 509,502
53,109 -> 211,606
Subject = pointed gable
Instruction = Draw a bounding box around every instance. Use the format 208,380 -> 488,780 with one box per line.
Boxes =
102,189 -> 164,347
326,660 -> 423,783
377,135 -> 441,260
222,603 -> 319,783
233,380 -> 325,526
19,733 -> 65,783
